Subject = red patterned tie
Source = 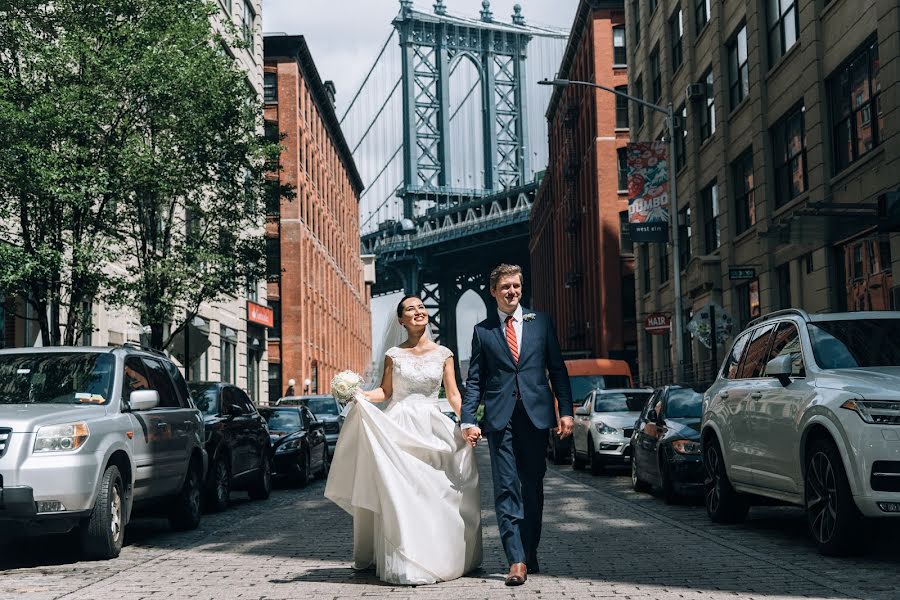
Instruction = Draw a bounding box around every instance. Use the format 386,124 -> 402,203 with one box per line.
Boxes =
505,315 -> 519,363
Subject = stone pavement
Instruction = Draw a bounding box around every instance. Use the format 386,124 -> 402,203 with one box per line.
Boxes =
1,446 -> 898,600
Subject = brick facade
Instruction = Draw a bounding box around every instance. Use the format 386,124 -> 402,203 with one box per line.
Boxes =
263,35 -> 370,403
530,0 -> 637,370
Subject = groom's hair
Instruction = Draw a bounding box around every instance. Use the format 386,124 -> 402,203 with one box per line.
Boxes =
490,264 -> 523,290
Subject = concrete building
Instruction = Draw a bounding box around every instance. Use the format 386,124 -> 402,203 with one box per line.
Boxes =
530,0 -> 637,369
627,0 -> 899,385
1,0 -> 270,403
263,34 -> 371,404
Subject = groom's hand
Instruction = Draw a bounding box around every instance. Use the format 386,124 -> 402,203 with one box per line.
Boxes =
556,416 -> 574,439
463,426 -> 481,447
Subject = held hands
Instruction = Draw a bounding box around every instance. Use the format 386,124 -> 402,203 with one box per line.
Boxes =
556,416 -> 574,439
463,426 -> 482,448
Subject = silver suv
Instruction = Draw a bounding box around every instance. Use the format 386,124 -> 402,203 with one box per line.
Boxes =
702,309 -> 900,555
0,346 -> 207,559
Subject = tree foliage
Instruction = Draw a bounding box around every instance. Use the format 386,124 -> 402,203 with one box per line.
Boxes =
0,0 -> 284,349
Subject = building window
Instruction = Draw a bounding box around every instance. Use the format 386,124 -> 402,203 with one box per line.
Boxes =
675,104 -> 687,171
771,102 -> 807,208
613,25 -> 627,66
220,326 -> 237,383
829,38 -> 881,173
268,300 -> 281,338
702,181 -> 720,254
776,263 -> 791,309
617,147 -> 628,191
263,72 -> 277,103
641,244 -> 651,291
736,278 -> 761,329
767,0 -> 798,67
670,8 -> 683,72
635,77 -> 645,128
643,330 -> 654,378
728,24 -> 749,110
650,46 -> 661,104
632,0 -> 641,47
615,87 -> 629,129
732,148 -> 755,234
620,211 -> 633,254
241,0 -> 255,46
659,243 -> 669,283
700,68 -> 715,141
695,0 -> 710,32
679,206 -> 692,268
880,239 -> 893,272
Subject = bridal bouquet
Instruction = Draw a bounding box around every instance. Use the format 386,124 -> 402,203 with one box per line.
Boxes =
331,370 -> 364,404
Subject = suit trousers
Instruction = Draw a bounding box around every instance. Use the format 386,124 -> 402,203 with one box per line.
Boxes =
486,399 -> 549,566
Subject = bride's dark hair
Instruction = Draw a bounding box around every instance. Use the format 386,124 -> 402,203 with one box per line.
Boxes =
396,295 -> 421,318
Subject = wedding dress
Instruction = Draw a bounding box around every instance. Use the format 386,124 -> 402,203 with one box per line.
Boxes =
324,346 -> 483,585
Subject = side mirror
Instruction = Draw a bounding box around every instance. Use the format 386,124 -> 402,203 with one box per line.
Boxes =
575,406 -> 589,416
766,355 -> 793,386
129,390 -> 159,411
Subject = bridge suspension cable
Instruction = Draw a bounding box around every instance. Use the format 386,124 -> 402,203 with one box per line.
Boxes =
339,29 -> 397,125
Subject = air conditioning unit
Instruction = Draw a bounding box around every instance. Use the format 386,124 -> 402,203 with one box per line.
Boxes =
685,83 -> 705,102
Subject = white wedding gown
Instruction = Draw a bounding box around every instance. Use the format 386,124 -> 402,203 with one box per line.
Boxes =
324,346 -> 483,585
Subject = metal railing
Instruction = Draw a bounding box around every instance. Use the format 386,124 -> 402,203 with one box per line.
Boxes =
639,359 -> 721,390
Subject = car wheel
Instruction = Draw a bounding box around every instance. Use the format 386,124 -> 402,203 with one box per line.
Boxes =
248,453 -> 273,500
805,438 -> 862,556
80,465 -> 125,560
318,445 -> 331,478
589,437 -> 604,476
631,456 -> 651,493
572,441 -> 586,471
204,454 -> 231,513
704,437 -> 749,524
660,457 -> 678,505
169,461 -> 202,531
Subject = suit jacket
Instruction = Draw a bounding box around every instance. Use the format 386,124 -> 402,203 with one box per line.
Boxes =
461,309 -> 573,433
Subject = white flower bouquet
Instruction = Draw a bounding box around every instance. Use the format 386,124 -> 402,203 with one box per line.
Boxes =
331,370 -> 364,404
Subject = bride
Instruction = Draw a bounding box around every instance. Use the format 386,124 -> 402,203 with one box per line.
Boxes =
324,295 -> 483,585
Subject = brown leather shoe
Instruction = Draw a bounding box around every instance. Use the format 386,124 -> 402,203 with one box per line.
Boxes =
505,562 -> 527,586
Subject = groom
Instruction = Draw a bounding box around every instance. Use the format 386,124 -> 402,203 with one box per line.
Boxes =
460,263 -> 573,586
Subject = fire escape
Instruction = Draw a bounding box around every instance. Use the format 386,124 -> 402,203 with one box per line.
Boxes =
562,100 -> 584,342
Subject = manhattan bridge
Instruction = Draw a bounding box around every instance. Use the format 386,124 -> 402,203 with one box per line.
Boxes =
341,0 -> 568,360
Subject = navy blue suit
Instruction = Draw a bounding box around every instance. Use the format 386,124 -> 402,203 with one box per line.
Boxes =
461,309 -> 573,567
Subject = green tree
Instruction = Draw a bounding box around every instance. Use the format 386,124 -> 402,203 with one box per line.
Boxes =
0,0 -> 285,349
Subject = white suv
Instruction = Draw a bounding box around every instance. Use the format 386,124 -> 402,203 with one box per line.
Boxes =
702,309 -> 900,555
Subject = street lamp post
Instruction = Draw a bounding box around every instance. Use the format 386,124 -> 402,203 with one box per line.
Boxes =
538,78 -> 685,381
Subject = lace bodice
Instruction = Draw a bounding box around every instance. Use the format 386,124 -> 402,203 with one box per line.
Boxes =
386,346 -> 453,403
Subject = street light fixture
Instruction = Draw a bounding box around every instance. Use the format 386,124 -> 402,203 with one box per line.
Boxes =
538,78 -> 686,381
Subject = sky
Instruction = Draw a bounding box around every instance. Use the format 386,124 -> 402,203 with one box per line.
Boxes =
261,0 -> 579,364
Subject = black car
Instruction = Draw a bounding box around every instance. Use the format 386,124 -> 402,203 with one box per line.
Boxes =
188,382 -> 273,512
276,395 -> 343,456
259,406 -> 329,486
630,384 -> 705,503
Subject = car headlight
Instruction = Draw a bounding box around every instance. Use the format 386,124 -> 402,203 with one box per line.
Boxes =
671,439 -> 701,455
276,439 -> 300,453
841,399 -> 900,425
34,422 -> 90,453
594,422 -> 617,435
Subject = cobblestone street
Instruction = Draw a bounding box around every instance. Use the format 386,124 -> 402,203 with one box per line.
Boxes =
3,447 -> 900,600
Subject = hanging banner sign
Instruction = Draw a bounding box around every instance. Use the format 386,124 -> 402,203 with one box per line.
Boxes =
644,313 -> 671,335
627,141 -> 669,243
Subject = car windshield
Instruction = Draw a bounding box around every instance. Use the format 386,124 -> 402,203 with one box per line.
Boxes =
594,392 -> 651,412
666,388 -> 703,419
570,375 -> 632,399
259,408 -> 302,432
808,320 -> 900,369
304,397 -> 339,416
0,352 -> 115,405
188,384 -> 219,415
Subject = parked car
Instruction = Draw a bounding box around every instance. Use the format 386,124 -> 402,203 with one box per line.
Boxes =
572,388 -> 653,474
631,384 -> 705,503
188,382 -> 272,512
435,399 -> 459,423
549,359 -> 636,465
259,406 -> 329,485
702,309 -> 900,555
276,395 -> 343,455
0,346 -> 206,560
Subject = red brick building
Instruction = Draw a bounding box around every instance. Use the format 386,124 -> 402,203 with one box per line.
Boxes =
530,0 -> 637,370
263,34 -> 370,404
